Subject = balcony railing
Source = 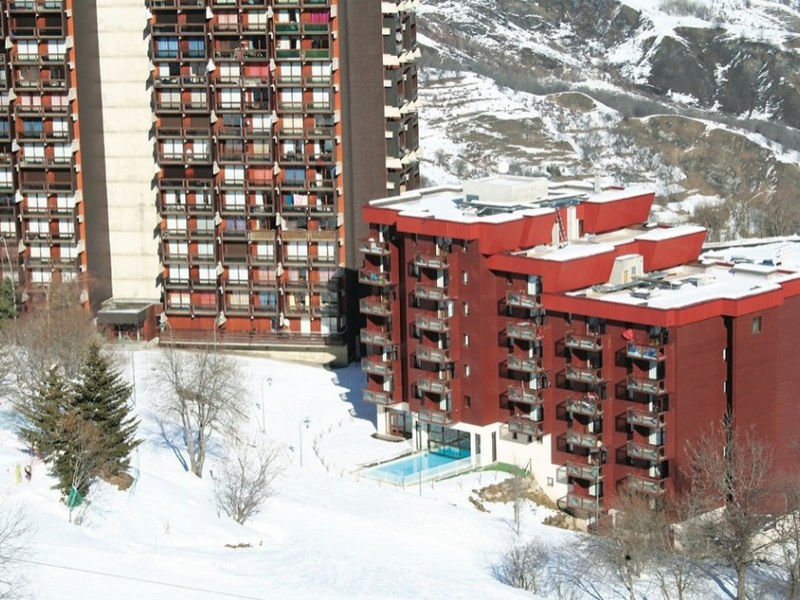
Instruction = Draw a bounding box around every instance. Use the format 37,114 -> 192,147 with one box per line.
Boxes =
360,328 -> 393,348
416,376 -> 450,397
362,388 -> 397,406
624,473 -> 666,496
506,385 -> 543,406
565,364 -> 604,384
565,394 -> 602,418
565,429 -> 602,450
358,269 -> 391,286
359,297 -> 391,317
565,331 -> 603,352
626,342 -> 665,362
507,416 -> 543,439
626,408 -> 664,429
507,355 -> 544,375
564,460 -> 602,482
359,238 -> 389,256
416,345 -> 451,365
558,493 -> 601,518
627,375 -> 667,396
417,408 -> 453,426
505,291 -> 541,311
416,314 -> 449,334
626,441 -> 665,462
506,322 -> 542,343
413,254 -> 447,270
361,357 -> 393,378
414,283 -> 448,302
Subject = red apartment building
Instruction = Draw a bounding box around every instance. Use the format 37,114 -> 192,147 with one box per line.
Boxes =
359,175 -> 800,520
0,0 -> 88,307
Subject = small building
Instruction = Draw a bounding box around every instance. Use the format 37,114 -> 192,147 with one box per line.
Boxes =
358,175 -> 800,521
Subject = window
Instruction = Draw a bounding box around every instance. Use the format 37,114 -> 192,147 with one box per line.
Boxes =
228,265 -> 247,283
256,242 -> 274,261
463,302 -> 469,316
31,269 -> 51,284
463,333 -> 470,347
168,265 -> 188,283
198,265 -> 216,283
156,37 -> 178,59
462,270 -> 468,284
464,395 -> 471,408
168,292 -> 190,308
464,364 -> 471,377
197,242 -> 214,258
752,316 -> 762,334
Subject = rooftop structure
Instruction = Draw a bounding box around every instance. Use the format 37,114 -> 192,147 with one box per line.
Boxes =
359,175 -> 800,520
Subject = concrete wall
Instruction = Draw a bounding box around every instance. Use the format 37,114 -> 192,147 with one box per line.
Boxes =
94,0 -> 160,301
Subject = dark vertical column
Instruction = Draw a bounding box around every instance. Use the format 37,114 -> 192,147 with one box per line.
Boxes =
339,0 -> 388,359
72,2 -> 112,310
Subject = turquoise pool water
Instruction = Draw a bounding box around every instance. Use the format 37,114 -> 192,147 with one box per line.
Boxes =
374,451 -> 459,477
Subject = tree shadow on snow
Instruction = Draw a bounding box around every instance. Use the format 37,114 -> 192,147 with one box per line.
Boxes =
156,419 -> 189,473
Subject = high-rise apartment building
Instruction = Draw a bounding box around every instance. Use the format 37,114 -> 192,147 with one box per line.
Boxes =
359,176 -> 800,520
0,0 -> 421,361
0,0 -> 87,305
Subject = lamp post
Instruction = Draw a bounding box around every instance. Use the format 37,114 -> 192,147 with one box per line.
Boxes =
257,375 -> 272,434
299,417 -> 310,467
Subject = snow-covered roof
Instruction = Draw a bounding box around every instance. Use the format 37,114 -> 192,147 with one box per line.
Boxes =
369,176 -> 653,224
568,238 -> 800,310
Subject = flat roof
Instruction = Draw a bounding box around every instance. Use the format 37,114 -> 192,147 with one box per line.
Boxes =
369,176 -> 654,224
566,239 -> 800,310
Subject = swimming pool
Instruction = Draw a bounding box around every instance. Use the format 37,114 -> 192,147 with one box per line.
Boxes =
363,449 -> 473,486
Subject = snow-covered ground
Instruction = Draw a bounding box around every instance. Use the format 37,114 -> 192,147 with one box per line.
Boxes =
0,349 -> 565,599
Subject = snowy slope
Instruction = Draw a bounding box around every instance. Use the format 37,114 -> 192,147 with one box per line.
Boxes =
0,350 -> 561,599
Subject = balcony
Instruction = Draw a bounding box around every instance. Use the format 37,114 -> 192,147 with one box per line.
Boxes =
416,345 -> 451,365
626,441 -> 665,462
359,238 -> 389,256
564,460 -> 602,482
624,473 -> 666,496
565,331 -> 603,352
626,342 -> 665,362
626,408 -> 664,429
507,416 -> 542,440
358,268 -> 391,287
505,291 -> 541,311
565,365 -> 604,385
361,357 -> 393,378
506,355 -> 543,375
413,254 -> 447,270
564,429 -> 602,450
506,385 -> 543,406
417,408 -> 453,426
360,328 -> 393,348
506,322 -> 542,343
416,376 -> 450,397
362,388 -> 397,406
414,283 -> 448,303
558,493 -> 601,519
565,394 -> 601,418
627,375 -> 667,396
415,314 -> 449,334
359,297 -> 391,317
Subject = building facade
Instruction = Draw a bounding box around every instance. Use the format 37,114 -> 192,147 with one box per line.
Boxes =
0,0 -> 88,307
359,176 -> 800,520
143,0 -> 419,358
0,0 -> 421,357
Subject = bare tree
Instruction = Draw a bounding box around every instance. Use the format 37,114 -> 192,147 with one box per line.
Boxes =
650,498 -> 704,600
214,440 -> 281,525
4,279 -> 96,406
0,507 -> 29,599
683,416 -> 776,600
154,346 -> 245,477
583,490 -> 659,600
495,537 -> 549,594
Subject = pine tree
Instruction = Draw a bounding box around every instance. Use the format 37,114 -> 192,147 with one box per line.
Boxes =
19,366 -> 73,459
71,343 -> 140,475
0,277 -> 16,321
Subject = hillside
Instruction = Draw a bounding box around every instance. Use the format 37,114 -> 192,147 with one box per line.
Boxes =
416,0 -> 800,240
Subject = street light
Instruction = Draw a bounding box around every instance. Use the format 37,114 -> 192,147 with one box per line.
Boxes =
299,417 -> 310,467
257,375 -> 272,434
